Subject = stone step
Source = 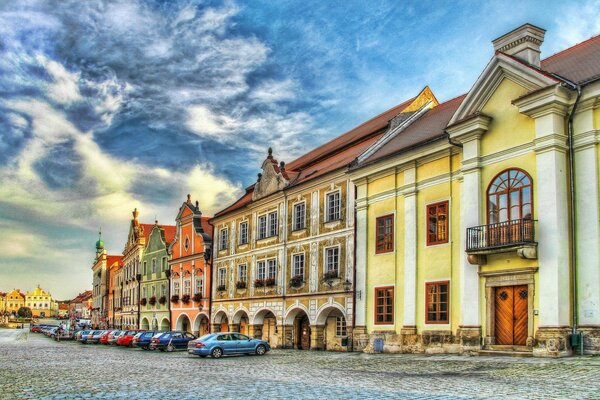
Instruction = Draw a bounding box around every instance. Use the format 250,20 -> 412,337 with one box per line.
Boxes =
477,349 -> 533,358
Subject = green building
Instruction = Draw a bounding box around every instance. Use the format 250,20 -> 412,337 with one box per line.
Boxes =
139,222 -> 176,331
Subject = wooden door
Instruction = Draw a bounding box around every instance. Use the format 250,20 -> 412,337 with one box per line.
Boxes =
495,285 -> 528,345
299,316 -> 311,350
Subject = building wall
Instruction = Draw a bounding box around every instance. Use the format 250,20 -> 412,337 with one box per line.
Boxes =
140,225 -> 171,331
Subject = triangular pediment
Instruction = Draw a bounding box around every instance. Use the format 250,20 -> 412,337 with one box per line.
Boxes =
449,53 -> 558,125
253,149 -> 289,201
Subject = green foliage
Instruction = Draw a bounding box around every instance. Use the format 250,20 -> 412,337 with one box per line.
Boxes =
17,307 -> 32,318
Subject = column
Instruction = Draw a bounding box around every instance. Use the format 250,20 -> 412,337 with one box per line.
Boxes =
402,166 -> 417,335
229,323 -> 240,333
459,136 -> 482,331
353,178 -> 368,334
310,325 -> 325,350
248,324 -> 263,339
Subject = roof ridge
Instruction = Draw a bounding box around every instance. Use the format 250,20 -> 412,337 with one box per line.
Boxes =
542,33 -> 600,63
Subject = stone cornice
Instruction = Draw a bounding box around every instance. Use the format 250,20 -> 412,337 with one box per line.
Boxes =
446,114 -> 492,143
512,84 -> 573,118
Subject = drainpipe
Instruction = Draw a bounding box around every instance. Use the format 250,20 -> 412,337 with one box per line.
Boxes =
566,83 -> 582,351
351,185 -> 357,352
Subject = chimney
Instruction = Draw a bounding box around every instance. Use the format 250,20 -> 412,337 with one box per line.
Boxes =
492,23 -> 545,68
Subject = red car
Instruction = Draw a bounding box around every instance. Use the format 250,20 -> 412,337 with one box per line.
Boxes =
99,330 -> 114,344
116,330 -> 140,347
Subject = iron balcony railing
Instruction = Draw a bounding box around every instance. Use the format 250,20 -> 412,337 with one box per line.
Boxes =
466,218 -> 536,252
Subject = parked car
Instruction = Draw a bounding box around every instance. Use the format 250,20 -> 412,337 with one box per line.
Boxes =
85,330 -> 106,344
187,333 -> 270,358
30,324 -> 43,333
80,330 -> 103,344
149,331 -> 196,352
54,330 -> 74,341
116,330 -> 139,347
74,330 -> 90,341
132,331 -> 160,350
98,330 -> 114,344
45,327 -> 59,338
107,330 -> 124,345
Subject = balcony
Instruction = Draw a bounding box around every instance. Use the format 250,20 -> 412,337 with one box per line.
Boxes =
466,219 -> 537,265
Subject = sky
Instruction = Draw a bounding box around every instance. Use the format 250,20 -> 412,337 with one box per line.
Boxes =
1,0 -> 599,300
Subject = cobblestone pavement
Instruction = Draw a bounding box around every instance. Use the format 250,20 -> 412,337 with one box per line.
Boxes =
1,328 -> 600,399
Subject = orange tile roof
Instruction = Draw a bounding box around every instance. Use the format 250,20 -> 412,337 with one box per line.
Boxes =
200,216 -> 213,237
106,255 -> 123,267
139,223 -> 176,246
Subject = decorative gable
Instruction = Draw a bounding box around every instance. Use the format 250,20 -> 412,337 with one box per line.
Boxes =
252,148 -> 289,201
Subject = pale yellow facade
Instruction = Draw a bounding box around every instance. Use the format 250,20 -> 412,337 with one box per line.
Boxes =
26,286 -> 55,318
6,289 -> 25,315
351,24 -> 600,356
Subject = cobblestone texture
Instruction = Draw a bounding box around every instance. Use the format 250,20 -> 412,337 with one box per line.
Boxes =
1,328 -> 599,399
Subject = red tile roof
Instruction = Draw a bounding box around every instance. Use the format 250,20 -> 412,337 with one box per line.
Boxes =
200,216 -> 213,237
541,34 -> 600,84
214,96 -> 418,218
139,223 -> 176,246
106,255 -> 123,267
360,95 -> 466,165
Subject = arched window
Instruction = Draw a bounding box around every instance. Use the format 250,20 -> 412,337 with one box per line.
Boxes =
487,169 -> 532,223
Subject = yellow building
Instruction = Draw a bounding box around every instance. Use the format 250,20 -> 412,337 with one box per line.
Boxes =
211,88 -> 438,350
350,24 -> 600,357
0,292 -> 6,314
6,289 -> 25,315
26,285 -> 55,318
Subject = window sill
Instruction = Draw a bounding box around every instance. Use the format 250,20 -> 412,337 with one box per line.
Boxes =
291,227 -> 307,233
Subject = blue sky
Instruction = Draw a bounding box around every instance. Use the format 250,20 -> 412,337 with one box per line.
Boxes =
1,0 -> 599,300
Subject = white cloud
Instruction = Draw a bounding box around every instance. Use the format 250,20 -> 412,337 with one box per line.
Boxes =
554,0 -> 600,49
186,105 -> 229,136
36,54 -> 83,105
249,79 -> 298,102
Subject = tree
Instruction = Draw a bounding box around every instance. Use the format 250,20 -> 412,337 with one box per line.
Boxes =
17,307 -> 32,318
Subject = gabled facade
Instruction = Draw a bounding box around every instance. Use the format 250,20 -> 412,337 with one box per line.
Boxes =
25,285 -> 55,318
139,222 -> 176,331
69,290 -> 93,321
120,208 -> 152,329
168,195 -> 212,335
91,233 -> 122,328
5,289 -> 25,315
210,88 -> 438,350
350,23 -> 600,357
107,257 -> 122,328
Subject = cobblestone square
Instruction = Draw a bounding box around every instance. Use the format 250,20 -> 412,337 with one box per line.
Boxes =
1,329 -> 599,399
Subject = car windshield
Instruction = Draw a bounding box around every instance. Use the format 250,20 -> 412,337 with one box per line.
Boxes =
143,332 -> 155,338
126,331 -> 137,335
152,332 -> 165,338
133,332 -> 143,338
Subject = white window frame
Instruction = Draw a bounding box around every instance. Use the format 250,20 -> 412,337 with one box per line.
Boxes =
293,202 -> 306,230
336,316 -> 347,336
219,228 -> 228,250
325,190 -> 341,222
292,253 -> 305,278
268,211 -> 278,237
256,261 -> 266,280
324,246 -> 340,275
218,268 -> 226,287
184,280 -> 191,295
238,264 -> 247,282
258,215 -> 267,240
195,277 -> 203,295
267,258 -> 277,279
152,258 -> 157,274
239,221 -> 248,245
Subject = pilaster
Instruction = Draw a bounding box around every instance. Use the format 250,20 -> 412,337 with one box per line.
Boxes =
354,178 -> 368,328
402,166 -> 417,328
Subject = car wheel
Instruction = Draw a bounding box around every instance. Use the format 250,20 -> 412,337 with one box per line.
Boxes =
211,347 -> 223,359
166,344 -> 175,352
256,345 -> 266,356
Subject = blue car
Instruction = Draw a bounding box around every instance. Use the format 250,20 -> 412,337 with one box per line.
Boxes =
149,331 -> 196,352
132,331 -> 161,350
187,332 -> 270,358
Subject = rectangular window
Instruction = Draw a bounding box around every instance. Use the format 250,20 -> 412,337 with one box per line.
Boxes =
375,287 -> 394,324
238,264 -> 247,282
258,216 -> 267,240
256,261 -> 266,280
427,201 -> 449,245
336,316 -> 347,336
376,214 -> 394,253
325,247 -> 339,276
293,202 -> 306,230
239,222 -> 248,245
184,280 -> 191,295
326,191 -> 341,222
142,286 -> 147,299
268,212 -> 277,237
267,259 -> 276,279
151,286 -> 156,297
218,268 -> 226,287
426,281 -> 449,324
219,228 -> 228,250
152,258 -> 157,274
162,257 -> 166,272
195,278 -> 203,294
292,253 -> 305,278
161,284 -> 166,297
143,262 -> 147,275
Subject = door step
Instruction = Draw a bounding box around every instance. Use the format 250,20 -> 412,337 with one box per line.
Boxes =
477,349 -> 532,358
